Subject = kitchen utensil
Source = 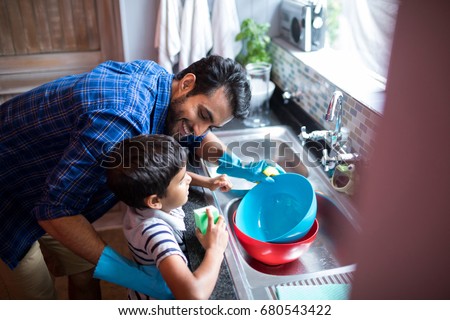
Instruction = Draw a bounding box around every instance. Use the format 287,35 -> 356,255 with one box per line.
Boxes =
233,211 -> 318,265
235,173 -> 316,243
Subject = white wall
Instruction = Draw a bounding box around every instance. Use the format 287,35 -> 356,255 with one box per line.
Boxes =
119,0 -> 282,62
232,0 -> 282,37
119,0 -> 159,61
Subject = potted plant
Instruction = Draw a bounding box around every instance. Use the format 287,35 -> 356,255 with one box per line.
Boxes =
235,18 -> 272,66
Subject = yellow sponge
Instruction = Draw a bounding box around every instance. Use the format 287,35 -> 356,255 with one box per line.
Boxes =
263,166 -> 280,177
194,205 -> 219,234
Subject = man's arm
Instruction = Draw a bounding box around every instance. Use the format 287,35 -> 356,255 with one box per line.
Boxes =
38,210 -> 173,299
196,131 -> 285,183
38,215 -> 105,264
33,110 -> 133,263
195,131 -> 226,163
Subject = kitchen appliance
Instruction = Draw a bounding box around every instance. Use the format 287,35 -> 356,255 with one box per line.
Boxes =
280,0 -> 326,52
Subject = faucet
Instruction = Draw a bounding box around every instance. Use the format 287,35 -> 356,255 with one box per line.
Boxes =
324,90 -> 344,148
299,90 -> 359,171
282,86 -> 303,104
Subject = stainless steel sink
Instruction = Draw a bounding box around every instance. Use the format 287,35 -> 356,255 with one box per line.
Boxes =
198,125 -> 360,299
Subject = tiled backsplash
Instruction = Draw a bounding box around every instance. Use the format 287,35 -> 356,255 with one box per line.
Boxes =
269,41 -> 382,159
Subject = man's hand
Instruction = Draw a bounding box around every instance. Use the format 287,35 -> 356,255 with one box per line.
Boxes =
216,153 -> 285,183
94,246 -> 173,299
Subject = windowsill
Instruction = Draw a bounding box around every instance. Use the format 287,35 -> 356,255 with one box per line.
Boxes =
273,37 -> 385,115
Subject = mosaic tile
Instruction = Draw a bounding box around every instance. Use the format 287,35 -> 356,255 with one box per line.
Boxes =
271,43 -> 383,159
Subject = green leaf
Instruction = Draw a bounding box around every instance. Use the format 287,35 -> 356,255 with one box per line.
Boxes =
235,18 -> 272,64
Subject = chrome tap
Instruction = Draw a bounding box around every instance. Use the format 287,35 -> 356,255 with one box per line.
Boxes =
324,90 -> 344,148
282,86 -> 303,104
298,126 -> 331,146
321,148 -> 360,172
298,90 -> 360,172
298,90 -> 344,147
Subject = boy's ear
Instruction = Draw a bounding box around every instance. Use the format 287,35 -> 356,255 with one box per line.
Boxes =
144,194 -> 162,209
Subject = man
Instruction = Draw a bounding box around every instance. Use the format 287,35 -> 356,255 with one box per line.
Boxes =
0,55 -> 280,299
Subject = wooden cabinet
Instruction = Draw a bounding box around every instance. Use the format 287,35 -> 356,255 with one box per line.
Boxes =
0,0 -> 123,101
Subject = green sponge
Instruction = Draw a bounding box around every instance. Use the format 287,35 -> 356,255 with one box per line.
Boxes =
194,205 -> 219,234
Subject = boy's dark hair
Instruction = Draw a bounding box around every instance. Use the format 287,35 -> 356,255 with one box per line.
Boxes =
106,134 -> 188,209
175,55 -> 251,119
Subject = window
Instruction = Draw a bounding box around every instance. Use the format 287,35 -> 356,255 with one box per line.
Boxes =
326,0 -> 399,82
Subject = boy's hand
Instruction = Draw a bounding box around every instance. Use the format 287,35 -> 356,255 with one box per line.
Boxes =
195,208 -> 228,254
208,174 -> 233,192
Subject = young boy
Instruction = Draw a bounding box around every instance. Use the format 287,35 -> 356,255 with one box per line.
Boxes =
106,134 -> 231,299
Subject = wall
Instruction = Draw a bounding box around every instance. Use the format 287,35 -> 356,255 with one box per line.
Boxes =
229,0 -> 282,38
119,0 -> 282,62
119,0 -> 158,61
270,39 -> 382,159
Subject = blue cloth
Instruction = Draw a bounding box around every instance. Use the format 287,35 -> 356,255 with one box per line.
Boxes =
94,246 -> 174,299
276,284 -> 351,300
0,60 -> 201,269
217,152 -> 285,183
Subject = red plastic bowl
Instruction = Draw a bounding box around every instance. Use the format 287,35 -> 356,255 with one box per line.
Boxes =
233,212 -> 319,266
232,211 -> 319,266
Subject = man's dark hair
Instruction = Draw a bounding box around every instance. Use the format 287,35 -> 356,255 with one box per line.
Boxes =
175,55 -> 251,119
106,134 -> 187,209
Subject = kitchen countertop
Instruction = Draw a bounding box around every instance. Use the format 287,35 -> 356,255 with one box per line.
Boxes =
182,187 -> 237,300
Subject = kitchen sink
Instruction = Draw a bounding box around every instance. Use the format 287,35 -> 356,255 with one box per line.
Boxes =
224,193 -> 357,277
198,125 -> 360,299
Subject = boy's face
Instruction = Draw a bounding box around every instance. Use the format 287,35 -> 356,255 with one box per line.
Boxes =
160,165 -> 192,212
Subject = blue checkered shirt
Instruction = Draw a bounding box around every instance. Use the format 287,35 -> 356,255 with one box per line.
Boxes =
0,60 -> 184,268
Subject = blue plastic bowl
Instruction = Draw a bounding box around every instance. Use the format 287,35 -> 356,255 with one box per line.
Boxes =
235,173 -> 317,243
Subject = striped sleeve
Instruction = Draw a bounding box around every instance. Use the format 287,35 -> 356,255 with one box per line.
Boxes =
131,222 -> 187,268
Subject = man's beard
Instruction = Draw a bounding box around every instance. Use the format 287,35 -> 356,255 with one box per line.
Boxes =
165,95 -> 187,139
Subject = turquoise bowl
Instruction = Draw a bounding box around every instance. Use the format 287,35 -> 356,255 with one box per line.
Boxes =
235,173 -> 317,243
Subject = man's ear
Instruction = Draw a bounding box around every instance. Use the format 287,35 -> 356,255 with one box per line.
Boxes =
144,194 -> 162,209
179,73 -> 196,94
